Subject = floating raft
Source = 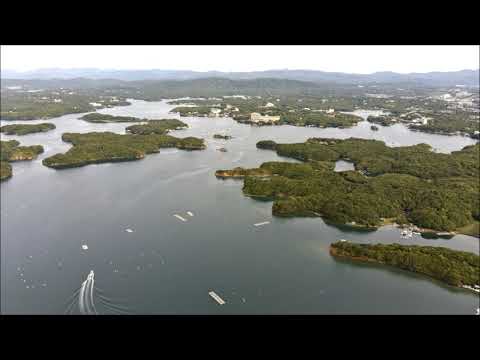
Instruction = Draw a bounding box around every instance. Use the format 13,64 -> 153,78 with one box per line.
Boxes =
208,291 -> 226,305
174,214 -> 187,222
254,221 -> 270,227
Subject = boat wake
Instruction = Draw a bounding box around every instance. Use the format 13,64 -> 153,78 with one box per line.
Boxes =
65,270 -> 132,315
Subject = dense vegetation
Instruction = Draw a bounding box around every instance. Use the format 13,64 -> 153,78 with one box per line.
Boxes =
171,98 -> 363,128
0,140 -> 44,181
1,89 -> 130,120
330,241 -> 480,288
408,112 -> 479,137
0,122 -> 56,135
42,132 -> 205,169
216,138 -> 479,235
80,113 -> 142,123
0,161 -> 12,181
3,78 -> 477,136
367,115 -> 396,126
1,140 -> 44,162
171,106 -> 219,117
125,119 -> 187,135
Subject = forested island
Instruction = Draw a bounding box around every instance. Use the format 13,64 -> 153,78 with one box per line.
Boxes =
0,140 -> 44,181
330,241 -> 480,290
0,123 -> 56,135
42,131 -> 205,169
213,134 -> 233,140
80,113 -> 142,123
367,115 -> 396,126
125,119 -> 187,135
216,138 -> 479,236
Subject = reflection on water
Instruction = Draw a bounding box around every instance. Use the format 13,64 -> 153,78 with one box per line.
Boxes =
1,99 -> 478,315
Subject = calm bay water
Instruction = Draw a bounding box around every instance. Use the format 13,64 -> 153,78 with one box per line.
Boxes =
1,100 -> 478,314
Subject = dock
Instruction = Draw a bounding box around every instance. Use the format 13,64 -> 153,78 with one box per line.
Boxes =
254,221 -> 270,227
208,291 -> 226,305
173,214 -> 187,222
462,285 -> 480,294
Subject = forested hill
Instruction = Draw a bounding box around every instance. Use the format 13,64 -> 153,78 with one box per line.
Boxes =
1,77 -> 334,99
2,68 -> 479,86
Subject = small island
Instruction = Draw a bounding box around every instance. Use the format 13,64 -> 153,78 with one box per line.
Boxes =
0,123 -> 56,135
80,113 -> 143,123
256,140 -> 277,150
367,115 -> 396,126
126,119 -> 188,135
213,134 -> 233,140
1,140 -> 45,181
216,138 -> 479,236
42,131 -> 205,169
330,241 -> 480,290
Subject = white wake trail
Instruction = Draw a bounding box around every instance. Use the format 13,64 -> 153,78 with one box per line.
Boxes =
90,279 -> 98,315
79,280 -> 87,315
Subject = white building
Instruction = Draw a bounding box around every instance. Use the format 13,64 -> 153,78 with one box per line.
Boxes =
326,108 -> 335,114
250,112 -> 280,124
264,102 -> 275,108
209,108 -> 222,117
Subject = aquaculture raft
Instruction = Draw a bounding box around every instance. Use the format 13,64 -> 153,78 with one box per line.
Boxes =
208,291 -> 226,305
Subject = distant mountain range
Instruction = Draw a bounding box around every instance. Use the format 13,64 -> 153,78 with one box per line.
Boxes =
2,68 -> 479,87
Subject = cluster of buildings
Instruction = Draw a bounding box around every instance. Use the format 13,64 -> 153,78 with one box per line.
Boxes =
249,112 -> 281,124
437,89 -> 479,112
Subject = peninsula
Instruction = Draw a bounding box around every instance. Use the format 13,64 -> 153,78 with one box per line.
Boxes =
0,123 -> 56,135
216,138 -> 479,236
330,241 -> 480,290
0,140 -> 44,180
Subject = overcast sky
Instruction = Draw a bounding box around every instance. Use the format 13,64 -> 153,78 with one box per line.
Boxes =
1,45 -> 479,74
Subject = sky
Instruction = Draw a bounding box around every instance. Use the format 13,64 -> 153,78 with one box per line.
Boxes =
1,45 -> 479,74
